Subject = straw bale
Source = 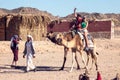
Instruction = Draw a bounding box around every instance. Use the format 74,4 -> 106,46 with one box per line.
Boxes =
0,14 -> 51,41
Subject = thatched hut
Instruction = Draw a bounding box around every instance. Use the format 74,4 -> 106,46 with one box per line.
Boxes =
0,14 -> 51,41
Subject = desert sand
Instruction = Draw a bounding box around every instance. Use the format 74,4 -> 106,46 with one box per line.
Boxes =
0,38 -> 120,80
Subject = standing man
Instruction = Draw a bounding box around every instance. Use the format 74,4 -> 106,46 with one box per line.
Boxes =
10,35 -> 20,67
23,35 -> 36,72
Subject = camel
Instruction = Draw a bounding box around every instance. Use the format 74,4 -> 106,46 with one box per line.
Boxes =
47,31 -> 98,72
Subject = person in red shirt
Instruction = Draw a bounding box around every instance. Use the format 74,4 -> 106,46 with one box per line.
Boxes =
71,8 -> 89,51
10,35 -> 20,67
71,8 -> 83,32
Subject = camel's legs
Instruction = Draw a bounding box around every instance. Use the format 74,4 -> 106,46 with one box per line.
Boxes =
69,52 -> 76,72
90,56 -> 94,70
59,47 -> 68,70
86,52 -> 90,67
75,53 -> 80,69
94,54 -> 98,70
72,48 -> 80,69
79,50 -> 88,70
90,50 -> 98,70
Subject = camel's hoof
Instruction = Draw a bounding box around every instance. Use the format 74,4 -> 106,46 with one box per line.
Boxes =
77,68 -> 80,70
69,70 -> 72,73
85,70 -> 90,75
59,68 -> 64,71
83,67 -> 86,69
96,68 -> 98,71
77,66 -> 80,70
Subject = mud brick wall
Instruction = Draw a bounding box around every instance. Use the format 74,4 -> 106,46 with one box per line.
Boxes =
47,22 -> 71,32
88,21 -> 114,39
47,20 -> 114,39
88,21 -> 111,32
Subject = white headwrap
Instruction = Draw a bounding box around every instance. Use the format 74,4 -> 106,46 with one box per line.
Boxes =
27,35 -> 33,41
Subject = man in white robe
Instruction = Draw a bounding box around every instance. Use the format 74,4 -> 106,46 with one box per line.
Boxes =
23,35 -> 36,72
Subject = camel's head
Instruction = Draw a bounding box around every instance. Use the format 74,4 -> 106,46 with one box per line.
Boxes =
46,31 -> 57,44
55,33 -> 64,45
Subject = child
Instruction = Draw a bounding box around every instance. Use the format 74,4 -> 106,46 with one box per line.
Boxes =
23,35 -> 36,72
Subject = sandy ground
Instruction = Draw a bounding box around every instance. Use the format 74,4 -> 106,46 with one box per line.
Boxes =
0,38 -> 120,80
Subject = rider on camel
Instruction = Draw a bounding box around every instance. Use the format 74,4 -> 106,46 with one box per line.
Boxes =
72,8 -> 89,51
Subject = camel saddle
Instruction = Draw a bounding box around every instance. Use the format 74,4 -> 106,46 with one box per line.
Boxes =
71,30 -> 94,51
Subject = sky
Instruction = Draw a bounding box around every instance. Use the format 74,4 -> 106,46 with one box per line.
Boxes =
0,0 -> 120,17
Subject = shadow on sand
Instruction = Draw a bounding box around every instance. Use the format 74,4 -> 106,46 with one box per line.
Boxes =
0,65 -> 72,73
